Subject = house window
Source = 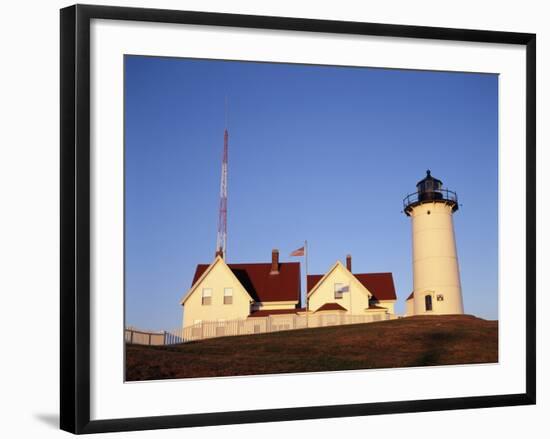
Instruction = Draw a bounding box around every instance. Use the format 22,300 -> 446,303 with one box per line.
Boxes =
224,288 -> 233,304
425,295 -> 433,311
202,288 -> 212,305
334,283 -> 345,299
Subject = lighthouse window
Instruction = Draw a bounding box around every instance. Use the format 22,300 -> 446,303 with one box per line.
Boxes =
425,295 -> 433,311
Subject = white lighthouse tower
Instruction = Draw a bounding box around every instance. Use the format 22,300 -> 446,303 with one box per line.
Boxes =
403,170 -> 464,315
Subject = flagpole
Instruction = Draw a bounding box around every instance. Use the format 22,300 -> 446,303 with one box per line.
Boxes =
305,240 -> 308,328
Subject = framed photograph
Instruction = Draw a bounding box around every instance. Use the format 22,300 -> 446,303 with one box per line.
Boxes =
60,4 -> 536,434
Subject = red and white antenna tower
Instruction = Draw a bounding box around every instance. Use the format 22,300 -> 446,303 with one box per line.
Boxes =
216,100 -> 228,259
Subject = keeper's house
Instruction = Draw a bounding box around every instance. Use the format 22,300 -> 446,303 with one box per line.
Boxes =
180,250 -> 397,331
307,255 -> 397,316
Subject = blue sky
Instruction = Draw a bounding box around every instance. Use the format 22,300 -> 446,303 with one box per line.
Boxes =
125,55 -> 498,331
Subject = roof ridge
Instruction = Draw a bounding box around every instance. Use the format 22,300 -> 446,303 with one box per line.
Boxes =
190,259 -> 302,304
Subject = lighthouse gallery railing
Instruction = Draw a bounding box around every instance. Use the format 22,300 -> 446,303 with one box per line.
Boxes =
402,188 -> 458,211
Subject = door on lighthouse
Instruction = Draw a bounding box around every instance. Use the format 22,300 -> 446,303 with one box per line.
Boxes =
425,295 -> 433,311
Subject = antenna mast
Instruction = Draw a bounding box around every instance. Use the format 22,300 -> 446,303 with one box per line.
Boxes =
216,100 -> 228,259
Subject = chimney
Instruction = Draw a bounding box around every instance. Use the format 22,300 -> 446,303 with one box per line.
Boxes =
346,254 -> 352,272
270,249 -> 280,274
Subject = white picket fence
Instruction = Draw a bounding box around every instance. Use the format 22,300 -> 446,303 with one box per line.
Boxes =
125,327 -> 169,346
126,312 -> 394,346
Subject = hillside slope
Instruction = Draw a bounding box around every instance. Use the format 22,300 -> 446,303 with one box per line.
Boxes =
126,315 -> 498,381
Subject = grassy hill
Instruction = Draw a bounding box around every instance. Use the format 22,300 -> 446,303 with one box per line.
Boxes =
126,315 -> 498,381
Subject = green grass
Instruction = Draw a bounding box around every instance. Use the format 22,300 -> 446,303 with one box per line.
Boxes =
125,314 -> 498,381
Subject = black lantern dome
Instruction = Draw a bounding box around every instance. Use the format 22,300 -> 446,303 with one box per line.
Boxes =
403,170 -> 458,215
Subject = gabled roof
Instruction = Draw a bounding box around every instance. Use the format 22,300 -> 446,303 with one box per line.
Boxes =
190,260 -> 301,304
307,266 -> 397,301
307,261 -> 372,300
315,303 -> 347,312
307,275 -> 324,293
180,256 -> 254,305
353,273 -> 397,301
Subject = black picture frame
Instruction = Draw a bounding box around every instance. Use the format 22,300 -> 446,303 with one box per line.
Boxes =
60,4 -> 536,434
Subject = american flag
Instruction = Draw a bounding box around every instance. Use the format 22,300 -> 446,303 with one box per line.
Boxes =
289,246 -> 305,257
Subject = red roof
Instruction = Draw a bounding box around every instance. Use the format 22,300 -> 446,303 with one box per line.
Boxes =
315,303 -> 347,312
249,308 -> 306,317
192,261 -> 301,303
307,275 -> 324,293
366,304 -> 387,310
307,272 -> 396,301
354,273 -> 397,300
